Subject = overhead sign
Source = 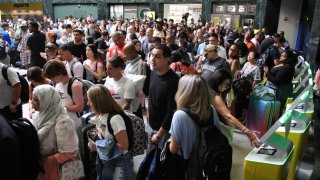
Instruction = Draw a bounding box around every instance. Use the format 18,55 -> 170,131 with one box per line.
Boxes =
0,3 -> 43,11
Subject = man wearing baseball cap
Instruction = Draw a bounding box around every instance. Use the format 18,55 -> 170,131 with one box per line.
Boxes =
16,21 -> 31,68
0,22 -> 11,46
199,44 -> 231,84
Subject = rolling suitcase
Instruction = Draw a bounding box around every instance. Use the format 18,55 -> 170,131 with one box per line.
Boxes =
245,98 -> 281,138
80,112 -> 97,180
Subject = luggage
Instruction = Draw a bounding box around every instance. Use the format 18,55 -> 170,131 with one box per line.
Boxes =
245,98 -> 281,138
80,123 -> 97,180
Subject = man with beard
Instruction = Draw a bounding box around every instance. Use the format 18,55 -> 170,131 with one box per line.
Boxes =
67,29 -> 87,62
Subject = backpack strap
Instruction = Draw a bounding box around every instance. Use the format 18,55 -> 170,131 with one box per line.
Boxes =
69,60 -> 75,77
67,77 -> 77,98
106,112 -> 117,140
1,65 -> 12,86
70,59 -> 87,79
106,111 -> 126,142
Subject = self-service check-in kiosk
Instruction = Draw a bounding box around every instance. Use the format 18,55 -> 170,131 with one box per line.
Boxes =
244,112 -> 294,180
275,78 -> 314,180
275,110 -> 311,180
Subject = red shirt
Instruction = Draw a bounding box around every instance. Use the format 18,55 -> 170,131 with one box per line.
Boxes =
107,42 -> 126,59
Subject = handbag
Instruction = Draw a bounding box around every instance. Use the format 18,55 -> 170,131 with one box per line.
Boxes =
252,83 -> 276,100
60,158 -> 85,180
159,141 -> 187,180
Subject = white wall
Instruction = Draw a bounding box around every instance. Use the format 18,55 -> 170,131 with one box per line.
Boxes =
277,0 -> 303,48
163,4 -> 202,24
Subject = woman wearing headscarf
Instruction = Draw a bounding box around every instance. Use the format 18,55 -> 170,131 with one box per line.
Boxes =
32,84 -> 82,180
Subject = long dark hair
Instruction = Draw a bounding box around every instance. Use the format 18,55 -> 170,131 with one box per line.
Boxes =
87,44 -> 101,60
208,69 -> 232,95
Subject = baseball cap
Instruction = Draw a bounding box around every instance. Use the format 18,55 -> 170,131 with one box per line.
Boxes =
273,33 -> 281,38
226,34 -> 235,42
20,21 -> 28,27
201,44 -> 218,56
1,22 -> 9,27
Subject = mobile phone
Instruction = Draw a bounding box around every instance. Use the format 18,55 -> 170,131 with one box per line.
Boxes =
257,148 -> 277,156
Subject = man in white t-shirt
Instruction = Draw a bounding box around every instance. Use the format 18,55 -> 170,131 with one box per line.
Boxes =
0,62 -> 22,121
42,59 -> 84,130
104,56 -> 136,112
58,44 -> 83,79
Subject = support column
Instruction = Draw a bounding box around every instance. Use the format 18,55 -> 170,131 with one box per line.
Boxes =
202,0 -> 212,22
308,0 -> 320,68
255,0 -> 281,34
97,2 -> 109,20
150,0 -> 159,19
43,0 -> 54,18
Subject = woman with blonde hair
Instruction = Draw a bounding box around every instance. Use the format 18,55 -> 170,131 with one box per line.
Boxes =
169,75 -> 212,158
87,84 -> 133,180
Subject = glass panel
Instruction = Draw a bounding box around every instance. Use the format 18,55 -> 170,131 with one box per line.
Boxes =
249,4 -> 256,14
238,5 -> 247,13
215,5 -> 224,13
227,5 -> 236,13
110,5 -> 124,20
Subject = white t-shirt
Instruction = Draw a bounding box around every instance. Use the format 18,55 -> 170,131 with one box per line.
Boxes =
98,113 -> 126,139
65,58 -> 84,79
0,64 -> 21,108
55,80 -> 82,129
104,75 -> 136,112
241,62 -> 261,84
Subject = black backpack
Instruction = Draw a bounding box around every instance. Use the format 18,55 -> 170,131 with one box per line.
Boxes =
8,118 -> 42,180
183,110 -> 232,180
0,41 -> 6,60
256,47 -> 272,79
2,65 -> 29,104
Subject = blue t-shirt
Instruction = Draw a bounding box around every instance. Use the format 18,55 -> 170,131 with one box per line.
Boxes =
169,110 -> 198,159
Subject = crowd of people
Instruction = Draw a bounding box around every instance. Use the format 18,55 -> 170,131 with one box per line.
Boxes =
0,13 -> 297,179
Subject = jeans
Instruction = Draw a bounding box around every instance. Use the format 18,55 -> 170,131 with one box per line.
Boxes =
96,152 -> 133,180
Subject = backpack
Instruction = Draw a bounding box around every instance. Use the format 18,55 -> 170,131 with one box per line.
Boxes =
256,47 -> 272,79
2,65 -> 29,104
0,41 -> 7,60
183,109 -> 233,180
67,77 -> 94,116
8,118 -> 42,180
252,83 -> 276,100
107,110 -> 147,156
136,146 -> 161,180
70,60 -> 95,83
